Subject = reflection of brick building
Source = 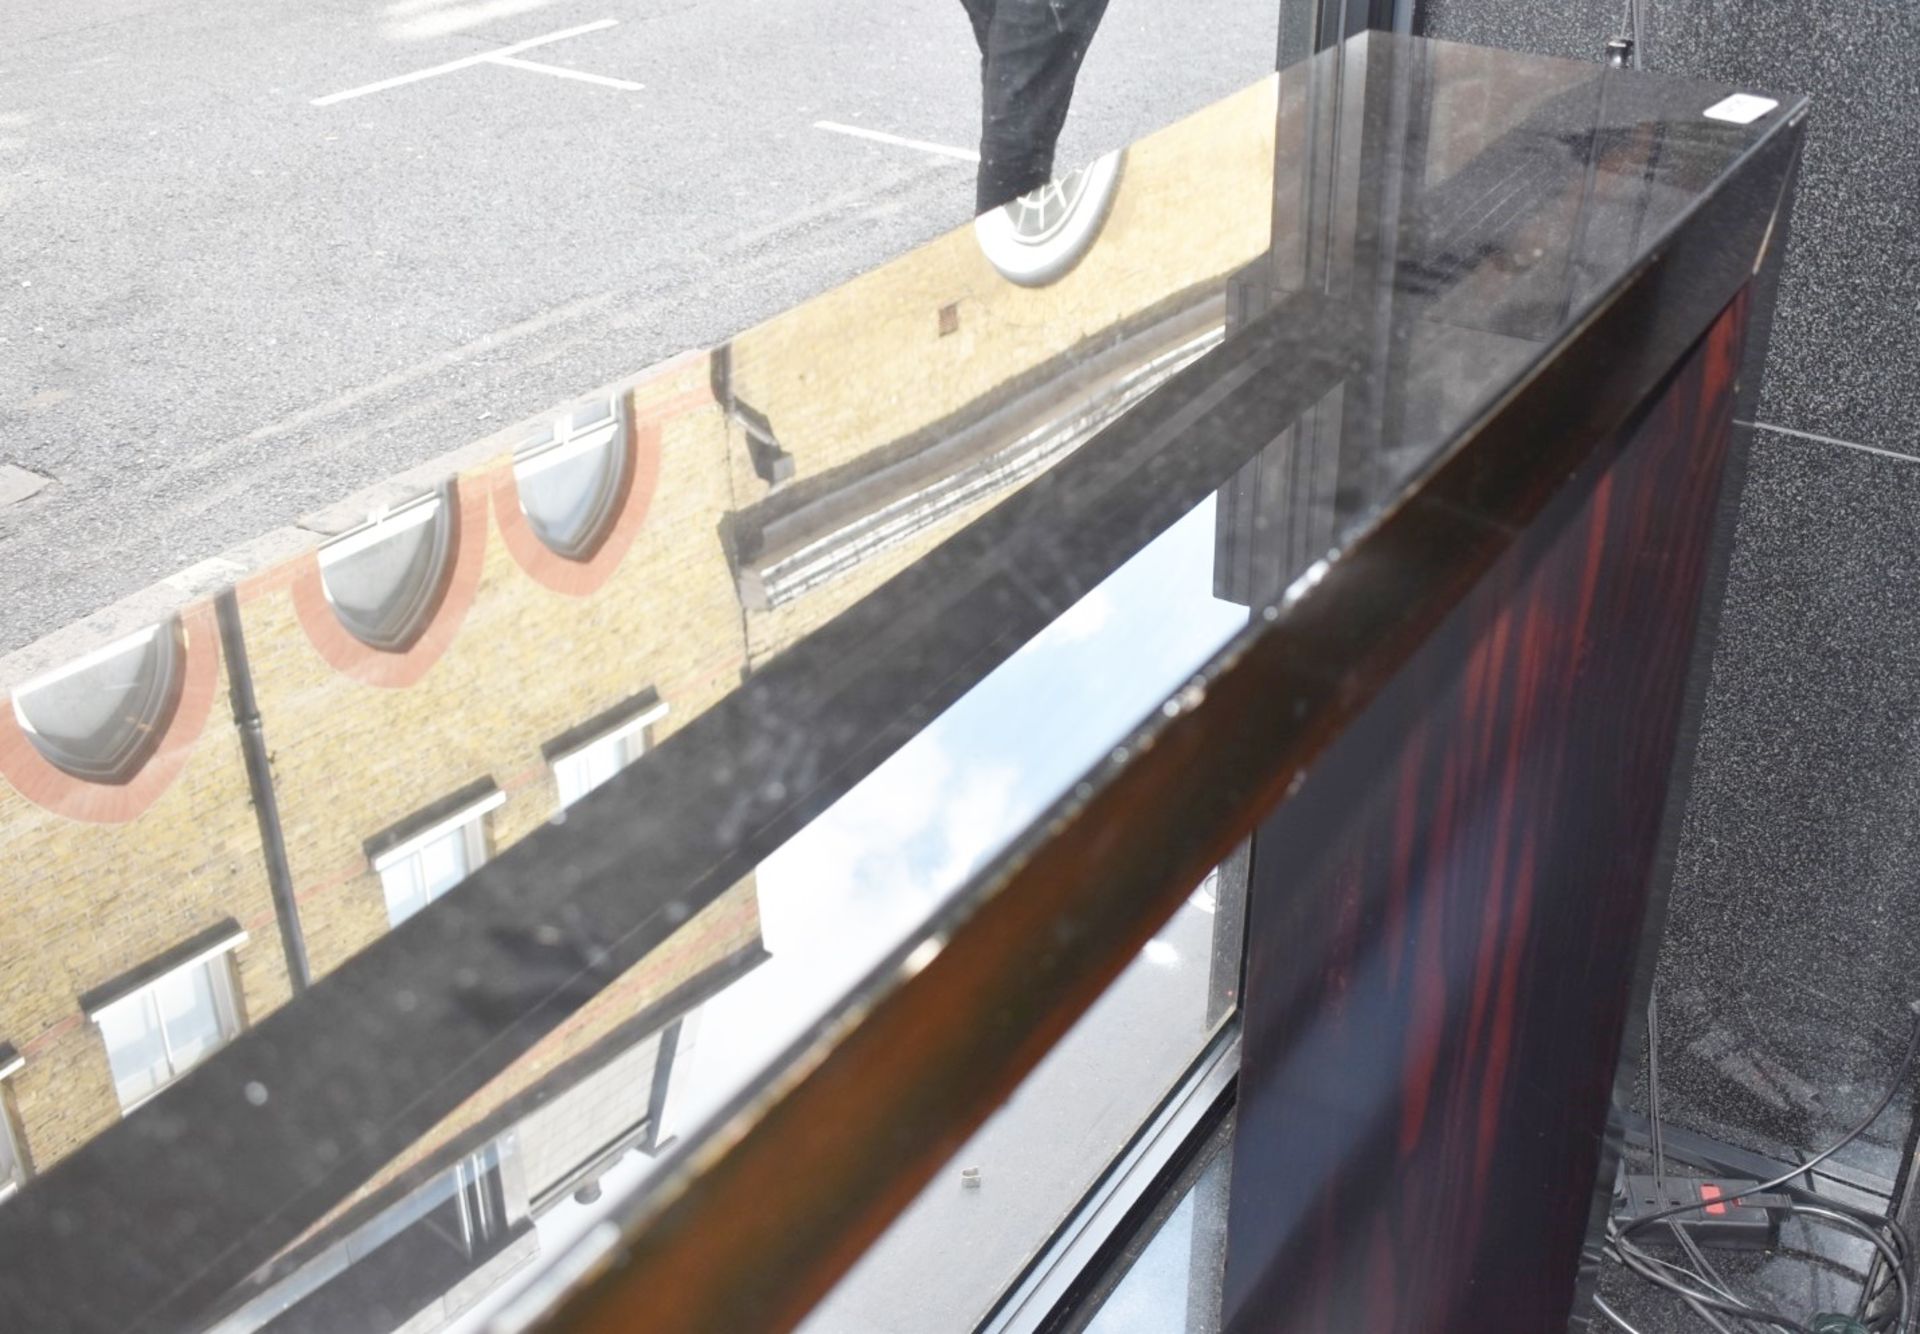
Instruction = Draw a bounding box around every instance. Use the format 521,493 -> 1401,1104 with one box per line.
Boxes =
241,355 -> 744,983
0,350 -> 757,1185
0,72 -> 1277,1326
0,612 -> 287,1172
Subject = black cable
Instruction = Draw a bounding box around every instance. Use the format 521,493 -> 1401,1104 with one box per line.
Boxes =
1596,1293 -> 1649,1334
1760,1178 -> 1911,1267
1609,1232 -> 1816,1333
1787,1204 -> 1913,1334
1653,987 -> 1669,1191
1681,1234 -> 1765,1334
1616,1233 -> 1745,1299
1624,1003 -> 1920,1243
1612,1234 -> 1744,1332
1610,0 -> 1645,68
1795,1148 -> 1917,1322
1866,1261 -> 1900,1314
1622,996 -> 1920,1332
1648,985 -> 1774,1333
1613,1223 -> 1816,1333
1832,1142 -> 1910,1326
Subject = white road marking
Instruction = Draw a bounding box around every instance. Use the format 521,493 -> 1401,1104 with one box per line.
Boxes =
487,55 -> 642,91
813,120 -> 979,163
310,18 -> 622,106
1743,420 -> 1920,467
384,0 -> 574,42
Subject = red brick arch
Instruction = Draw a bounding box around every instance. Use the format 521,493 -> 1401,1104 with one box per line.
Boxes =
291,480 -> 489,689
0,602 -> 222,824
492,417 -> 663,598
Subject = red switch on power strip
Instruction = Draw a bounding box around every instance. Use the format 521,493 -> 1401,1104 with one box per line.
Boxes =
1617,1175 -> 1779,1250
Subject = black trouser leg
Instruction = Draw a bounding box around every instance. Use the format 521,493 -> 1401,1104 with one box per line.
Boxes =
971,0 -> 1110,214
960,0 -> 995,54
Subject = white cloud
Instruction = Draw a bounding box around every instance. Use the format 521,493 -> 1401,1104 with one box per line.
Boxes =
928,762 -> 1023,889
1032,588 -> 1114,649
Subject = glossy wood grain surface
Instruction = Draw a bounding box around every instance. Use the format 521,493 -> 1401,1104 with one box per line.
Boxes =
1224,290 -> 1751,1332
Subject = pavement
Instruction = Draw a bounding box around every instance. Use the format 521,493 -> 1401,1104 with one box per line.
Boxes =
0,0 -> 1278,656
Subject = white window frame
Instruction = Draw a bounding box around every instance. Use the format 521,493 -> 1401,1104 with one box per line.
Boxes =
316,491 -> 445,573
512,397 -> 628,558
0,1050 -> 24,1203
551,699 -> 669,809
87,933 -> 247,1115
10,624 -> 166,732
9,622 -> 184,784
513,399 -> 622,481
371,788 -> 506,925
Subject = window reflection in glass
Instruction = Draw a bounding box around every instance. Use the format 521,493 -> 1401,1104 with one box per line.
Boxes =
153,965 -> 224,1073
318,493 -> 454,652
0,1105 -> 19,1197
553,732 -> 632,809
1082,1116 -> 1234,1334
10,622 -> 183,783
653,495 -> 1249,1332
98,996 -> 175,1109
514,399 -> 627,560
379,821 -> 478,926
96,956 -> 240,1111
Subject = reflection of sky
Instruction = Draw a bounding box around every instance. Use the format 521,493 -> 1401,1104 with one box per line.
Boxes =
668,494 -> 1249,1136
453,494 -> 1245,1334
1090,1186 -> 1199,1333
1082,1140 -> 1233,1334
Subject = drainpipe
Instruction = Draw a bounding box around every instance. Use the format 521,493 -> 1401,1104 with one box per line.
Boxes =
215,589 -> 310,993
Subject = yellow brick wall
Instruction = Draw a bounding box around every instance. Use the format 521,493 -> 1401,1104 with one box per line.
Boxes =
723,77 -> 1277,491
307,878 -> 761,1238
0,70 -> 1288,1205
745,483 -> 1015,670
0,649 -> 288,1169
726,77 -> 1277,667
246,362 -> 749,983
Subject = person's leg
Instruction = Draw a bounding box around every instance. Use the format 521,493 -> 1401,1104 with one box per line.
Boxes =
959,0 -> 995,56
976,0 -> 1111,214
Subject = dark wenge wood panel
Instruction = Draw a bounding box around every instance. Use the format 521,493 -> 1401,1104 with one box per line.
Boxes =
1223,290 -> 1750,1332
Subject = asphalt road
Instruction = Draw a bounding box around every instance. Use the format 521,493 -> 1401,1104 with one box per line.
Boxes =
0,0 -> 1278,655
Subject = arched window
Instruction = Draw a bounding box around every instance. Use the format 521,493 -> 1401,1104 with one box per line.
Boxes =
11,621 -> 185,784
974,150 -> 1125,288
513,397 -> 629,560
318,488 -> 456,652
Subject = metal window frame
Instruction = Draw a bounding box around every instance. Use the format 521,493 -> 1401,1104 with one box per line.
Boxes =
513,398 -> 625,479
1281,0 -> 1420,68
975,1025 -> 1240,1334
